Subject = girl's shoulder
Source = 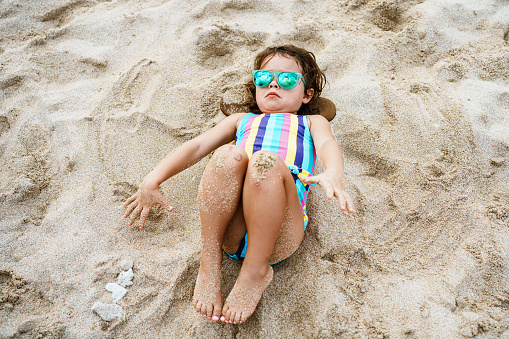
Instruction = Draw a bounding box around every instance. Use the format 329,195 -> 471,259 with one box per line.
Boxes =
227,112 -> 249,129
216,112 -> 248,130
306,114 -> 330,129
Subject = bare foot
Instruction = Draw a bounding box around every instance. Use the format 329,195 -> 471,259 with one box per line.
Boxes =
220,263 -> 273,324
192,251 -> 223,322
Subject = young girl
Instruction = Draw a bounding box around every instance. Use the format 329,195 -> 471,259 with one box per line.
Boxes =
123,45 -> 356,325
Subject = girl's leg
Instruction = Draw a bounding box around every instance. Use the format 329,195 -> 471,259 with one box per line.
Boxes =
221,150 -> 305,324
222,200 -> 247,254
193,145 -> 248,321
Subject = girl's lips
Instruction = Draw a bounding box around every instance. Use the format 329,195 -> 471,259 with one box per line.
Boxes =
266,92 -> 280,98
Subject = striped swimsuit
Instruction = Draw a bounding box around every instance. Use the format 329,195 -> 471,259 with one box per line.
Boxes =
225,112 -> 316,263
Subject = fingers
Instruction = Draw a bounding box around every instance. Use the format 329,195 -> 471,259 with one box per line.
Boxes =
304,175 -> 334,200
345,194 -> 356,214
124,196 -> 174,229
160,200 -> 174,212
315,177 -> 334,200
325,183 -> 334,200
304,176 -> 331,196
323,185 -> 335,200
333,187 -> 349,211
138,207 -> 150,229
336,192 -> 346,211
128,205 -> 142,226
305,173 -> 356,214
123,200 -> 138,218
302,176 -> 319,185
123,194 -> 137,207
334,190 -> 356,214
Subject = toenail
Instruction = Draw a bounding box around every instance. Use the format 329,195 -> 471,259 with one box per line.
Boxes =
212,316 -> 219,321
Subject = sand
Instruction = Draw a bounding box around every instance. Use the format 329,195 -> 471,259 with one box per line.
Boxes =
1,0 -> 508,337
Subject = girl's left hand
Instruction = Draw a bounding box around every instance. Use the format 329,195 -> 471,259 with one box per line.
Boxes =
302,170 -> 356,214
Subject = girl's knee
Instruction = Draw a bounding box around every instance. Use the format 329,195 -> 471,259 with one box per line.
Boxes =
215,145 -> 248,161
211,145 -> 248,171
248,151 -> 284,181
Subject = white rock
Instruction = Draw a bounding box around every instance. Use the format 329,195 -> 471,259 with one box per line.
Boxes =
120,260 -> 133,271
117,268 -> 134,287
105,283 -> 127,301
91,302 -> 123,322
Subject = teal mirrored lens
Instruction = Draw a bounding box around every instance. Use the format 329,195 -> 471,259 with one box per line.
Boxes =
277,72 -> 299,89
253,71 -> 273,87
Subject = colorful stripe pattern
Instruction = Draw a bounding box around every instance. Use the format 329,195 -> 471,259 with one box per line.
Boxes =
235,113 -> 316,228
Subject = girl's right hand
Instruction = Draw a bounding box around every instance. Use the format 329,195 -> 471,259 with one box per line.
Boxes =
123,180 -> 174,229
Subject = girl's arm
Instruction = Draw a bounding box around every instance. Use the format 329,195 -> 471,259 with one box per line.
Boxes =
304,115 -> 355,214
124,113 -> 245,228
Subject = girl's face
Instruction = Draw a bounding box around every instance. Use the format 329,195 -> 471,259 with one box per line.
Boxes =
255,55 -> 314,114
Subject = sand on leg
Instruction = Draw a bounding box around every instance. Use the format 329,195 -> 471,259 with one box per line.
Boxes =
221,150 -> 305,324
193,145 -> 248,321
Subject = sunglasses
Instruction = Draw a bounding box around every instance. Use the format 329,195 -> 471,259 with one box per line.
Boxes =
252,70 -> 308,90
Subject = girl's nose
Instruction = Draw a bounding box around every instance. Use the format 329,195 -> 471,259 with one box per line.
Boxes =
268,78 -> 279,88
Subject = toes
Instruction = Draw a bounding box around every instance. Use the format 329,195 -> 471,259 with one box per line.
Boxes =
224,311 -> 232,324
199,303 -> 208,317
221,304 -> 230,323
212,305 -> 221,322
229,312 -> 236,324
239,311 -> 247,324
228,310 -> 237,324
194,301 -> 223,321
194,300 -> 212,318
194,300 -> 202,313
227,311 -> 234,324
205,303 -> 213,319
222,304 -> 247,324
233,311 -> 242,324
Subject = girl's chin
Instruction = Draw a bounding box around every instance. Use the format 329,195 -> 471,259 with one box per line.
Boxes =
259,105 -> 298,114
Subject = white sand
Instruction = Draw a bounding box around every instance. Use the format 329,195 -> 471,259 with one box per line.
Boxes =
1,0 -> 509,337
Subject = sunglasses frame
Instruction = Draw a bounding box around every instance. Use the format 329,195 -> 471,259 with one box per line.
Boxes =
252,70 -> 308,89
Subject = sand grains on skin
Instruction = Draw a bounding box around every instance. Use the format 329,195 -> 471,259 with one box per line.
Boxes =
221,264 -> 273,324
252,152 -> 278,181
192,252 -> 223,321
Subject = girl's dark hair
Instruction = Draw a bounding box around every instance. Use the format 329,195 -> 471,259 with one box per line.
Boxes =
246,45 -> 326,115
